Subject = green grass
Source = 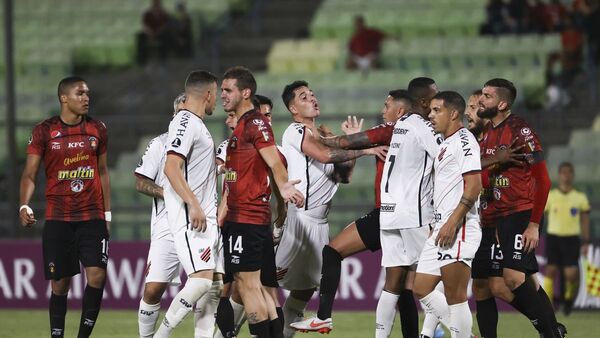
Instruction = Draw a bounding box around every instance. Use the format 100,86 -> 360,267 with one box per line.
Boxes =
0,309 -> 596,337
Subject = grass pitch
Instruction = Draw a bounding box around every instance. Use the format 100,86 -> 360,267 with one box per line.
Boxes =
0,309 -> 596,337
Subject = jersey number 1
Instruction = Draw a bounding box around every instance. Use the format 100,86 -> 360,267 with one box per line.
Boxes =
384,155 -> 396,193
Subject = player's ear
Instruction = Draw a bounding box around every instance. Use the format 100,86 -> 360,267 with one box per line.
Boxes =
242,88 -> 251,100
498,100 -> 508,111
59,94 -> 67,104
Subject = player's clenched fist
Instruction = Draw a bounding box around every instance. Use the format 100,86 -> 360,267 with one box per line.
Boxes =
281,179 -> 305,208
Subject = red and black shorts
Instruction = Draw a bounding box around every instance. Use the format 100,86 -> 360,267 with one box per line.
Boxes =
223,221 -> 278,288
355,208 -> 382,252
43,219 -> 109,281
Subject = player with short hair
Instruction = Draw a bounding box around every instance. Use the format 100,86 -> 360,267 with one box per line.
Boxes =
154,70 -> 221,337
478,79 -> 562,337
544,162 -> 591,315
221,66 -> 304,338
20,76 -> 110,338
408,77 -> 439,119
276,80 -> 387,337
413,91 -> 482,338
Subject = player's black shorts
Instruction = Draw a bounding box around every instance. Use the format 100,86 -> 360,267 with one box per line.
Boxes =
43,219 -> 109,281
546,234 -> 580,267
223,221 -> 278,288
355,208 -> 381,252
496,209 -> 538,274
472,226 -> 503,279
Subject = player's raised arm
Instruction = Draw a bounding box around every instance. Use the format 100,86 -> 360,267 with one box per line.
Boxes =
19,154 -> 42,227
302,130 -> 388,164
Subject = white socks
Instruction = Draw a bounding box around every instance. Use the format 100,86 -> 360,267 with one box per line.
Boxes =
154,278 -> 212,338
283,296 -> 309,338
419,290 -> 452,331
448,301 -> 472,338
375,290 -> 399,338
420,308 -> 440,338
193,280 -> 223,338
138,299 -> 161,338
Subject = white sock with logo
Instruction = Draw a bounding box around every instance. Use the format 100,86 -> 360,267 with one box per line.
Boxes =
375,290 -> 399,338
193,280 -> 223,338
138,299 -> 161,338
420,309 -> 440,338
283,296 -> 309,338
419,290 -> 452,331
449,301 -> 472,338
154,278 -> 212,338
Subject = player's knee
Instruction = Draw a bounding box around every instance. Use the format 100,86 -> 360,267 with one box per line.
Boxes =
489,280 -> 512,302
51,278 -> 71,295
564,267 -> 578,282
85,268 -> 106,288
545,264 -> 558,277
444,288 -> 468,305
472,279 -> 493,300
503,275 -> 524,291
143,282 -> 169,304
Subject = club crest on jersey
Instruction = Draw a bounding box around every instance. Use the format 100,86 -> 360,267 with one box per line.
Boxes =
438,147 -> 447,161
48,262 -> 55,274
70,179 -> 84,192
171,138 -> 181,148
89,136 -> 98,149
252,119 -> 264,126
51,130 -> 62,139
520,127 -> 531,136
493,188 -> 501,201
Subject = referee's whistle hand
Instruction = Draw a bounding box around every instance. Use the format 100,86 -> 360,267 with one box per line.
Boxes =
19,209 -> 36,227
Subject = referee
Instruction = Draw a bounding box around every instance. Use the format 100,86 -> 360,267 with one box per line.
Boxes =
544,161 -> 591,315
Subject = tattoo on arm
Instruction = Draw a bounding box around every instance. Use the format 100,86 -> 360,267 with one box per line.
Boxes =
327,148 -> 365,163
322,133 -> 374,149
459,196 -> 475,209
135,178 -> 164,199
246,312 -> 260,324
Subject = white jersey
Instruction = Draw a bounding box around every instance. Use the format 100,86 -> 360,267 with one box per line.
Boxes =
134,133 -> 170,241
379,114 -> 443,230
433,127 -> 481,228
282,123 -> 338,212
164,110 -> 218,233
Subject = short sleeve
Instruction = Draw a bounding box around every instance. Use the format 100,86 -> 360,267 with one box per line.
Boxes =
283,124 -> 305,155
365,123 -> 393,145
166,111 -> 195,159
97,120 -> 108,155
580,192 -> 591,212
216,139 -> 228,163
26,124 -> 46,156
458,134 -> 481,175
135,137 -> 163,180
246,115 -> 275,150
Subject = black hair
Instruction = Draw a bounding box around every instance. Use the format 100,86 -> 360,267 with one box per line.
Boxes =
388,89 -> 413,107
432,91 -> 466,116
223,66 -> 257,96
57,76 -> 86,99
185,70 -> 217,92
558,161 -> 574,172
281,80 -> 309,109
407,77 -> 435,101
484,78 -> 517,108
255,94 -> 273,109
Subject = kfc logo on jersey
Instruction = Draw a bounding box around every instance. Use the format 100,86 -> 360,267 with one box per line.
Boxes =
89,136 -> 98,150
70,179 -> 84,193
68,142 -> 85,148
51,130 -> 62,139
51,142 -> 61,150
438,147 -> 447,161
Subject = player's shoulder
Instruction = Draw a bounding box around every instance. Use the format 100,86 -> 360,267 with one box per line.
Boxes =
507,114 -> 536,135
152,132 -> 169,148
284,122 -> 305,136
85,115 -> 107,131
405,113 -> 434,131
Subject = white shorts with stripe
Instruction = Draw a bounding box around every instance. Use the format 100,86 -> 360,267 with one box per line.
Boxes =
416,220 -> 482,276
275,205 -> 330,290
145,236 -> 182,285
173,224 -> 219,276
380,226 -> 429,267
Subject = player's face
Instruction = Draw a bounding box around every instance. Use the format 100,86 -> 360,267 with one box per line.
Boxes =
428,98 -> 451,134
466,95 -> 485,136
420,84 -> 439,117
260,104 -> 272,122
63,82 -> 90,116
291,86 -> 320,119
381,96 -> 401,123
478,86 -> 500,119
558,166 -> 574,186
221,78 -> 244,113
225,112 -> 238,130
205,82 -> 218,116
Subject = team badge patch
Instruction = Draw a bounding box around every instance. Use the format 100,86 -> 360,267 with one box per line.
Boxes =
520,127 -> 531,136
171,138 -> 181,148
89,136 -> 98,150
70,179 -> 84,193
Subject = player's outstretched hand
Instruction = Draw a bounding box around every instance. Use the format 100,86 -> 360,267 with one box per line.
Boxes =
189,203 -> 207,232
495,137 -> 526,166
341,116 -> 364,135
435,221 -> 458,249
281,179 -> 305,208
522,222 -> 539,253
19,205 -> 36,227
366,145 -> 389,161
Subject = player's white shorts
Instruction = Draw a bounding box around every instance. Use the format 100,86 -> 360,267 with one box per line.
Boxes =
214,229 -> 225,275
145,236 -> 182,285
416,221 -> 482,276
275,205 -> 330,290
173,224 -> 219,276
381,226 -> 429,267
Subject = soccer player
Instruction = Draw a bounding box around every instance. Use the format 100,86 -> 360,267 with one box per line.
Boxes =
544,162 -> 591,315
408,77 -> 439,119
276,81 -> 387,337
478,78 -> 562,337
19,76 -> 110,338
221,66 -> 304,338
153,70 -> 221,337
413,91 -> 482,338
